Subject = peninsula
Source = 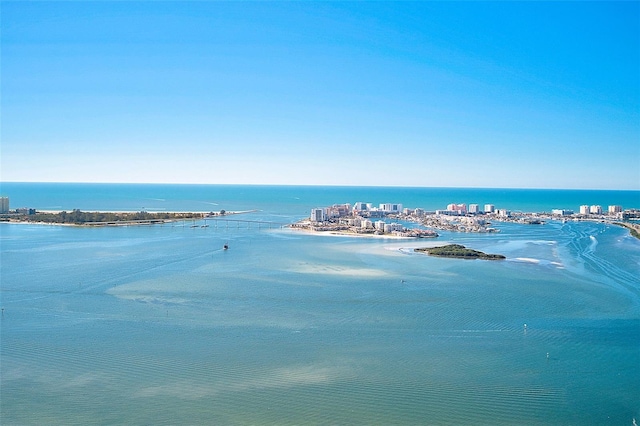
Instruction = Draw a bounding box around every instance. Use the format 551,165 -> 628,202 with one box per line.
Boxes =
415,244 -> 506,260
293,201 -> 640,239
0,209 -> 238,226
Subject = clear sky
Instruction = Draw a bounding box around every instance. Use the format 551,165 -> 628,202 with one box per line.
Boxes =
2,1 -> 639,189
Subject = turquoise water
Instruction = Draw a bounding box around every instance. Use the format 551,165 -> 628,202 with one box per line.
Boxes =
2,182 -> 639,214
1,184 -> 639,424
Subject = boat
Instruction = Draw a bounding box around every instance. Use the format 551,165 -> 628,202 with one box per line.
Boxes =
223,243 -> 229,250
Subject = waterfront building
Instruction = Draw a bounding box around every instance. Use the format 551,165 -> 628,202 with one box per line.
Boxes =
497,209 -> 511,218
580,205 -> 590,215
310,208 -> 325,222
379,203 -> 403,213
345,218 -> 362,227
361,219 -> 373,229
325,204 -> 351,219
367,210 -> 385,218
552,209 -> 574,216
0,197 -> 9,214
608,205 -> 622,214
353,202 -> 372,211
446,203 -> 467,216
383,223 -> 403,233
484,204 -> 495,213
414,208 -> 424,217
447,203 -> 467,212
15,208 -> 36,215
622,209 -> 640,219
469,204 -> 479,214
374,220 -> 386,230
590,205 -> 602,215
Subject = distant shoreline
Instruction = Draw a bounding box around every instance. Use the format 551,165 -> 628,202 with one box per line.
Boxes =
2,208 -> 639,241
0,210 -> 257,227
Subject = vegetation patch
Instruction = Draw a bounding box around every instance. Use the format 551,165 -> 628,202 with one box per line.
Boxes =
5,210 -> 207,225
614,222 -> 640,240
415,244 -> 505,260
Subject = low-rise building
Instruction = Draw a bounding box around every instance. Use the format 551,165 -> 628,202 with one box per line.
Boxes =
552,209 -> 573,216
383,223 -> 403,233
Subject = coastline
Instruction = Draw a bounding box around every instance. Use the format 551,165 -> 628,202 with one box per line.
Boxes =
614,221 -> 640,239
0,210 -> 257,227
287,227 -> 416,239
3,209 -> 639,241
288,218 -> 640,241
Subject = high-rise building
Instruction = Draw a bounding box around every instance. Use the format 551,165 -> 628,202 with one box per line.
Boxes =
447,203 -> 467,214
353,202 -> 372,212
468,204 -> 479,214
0,197 -> 9,214
590,205 -> 602,215
379,203 -> 403,213
310,208 -> 325,222
484,204 -> 495,213
579,205 -> 590,215
608,205 -> 622,214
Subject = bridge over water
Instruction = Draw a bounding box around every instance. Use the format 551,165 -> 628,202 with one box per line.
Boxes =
187,217 -> 290,229
83,218 -> 291,229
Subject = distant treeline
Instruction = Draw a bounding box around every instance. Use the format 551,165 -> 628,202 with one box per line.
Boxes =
13,210 -> 206,225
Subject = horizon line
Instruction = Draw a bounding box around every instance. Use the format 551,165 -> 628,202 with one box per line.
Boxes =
1,181 -> 638,192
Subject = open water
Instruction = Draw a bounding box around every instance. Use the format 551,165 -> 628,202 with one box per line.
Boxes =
1,184 -> 639,425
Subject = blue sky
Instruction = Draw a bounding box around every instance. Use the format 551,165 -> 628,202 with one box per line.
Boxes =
2,1 -> 639,189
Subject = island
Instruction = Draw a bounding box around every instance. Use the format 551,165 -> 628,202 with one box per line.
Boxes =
414,244 -> 506,260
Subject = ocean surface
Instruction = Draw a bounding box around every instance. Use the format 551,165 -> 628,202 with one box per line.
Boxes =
1,183 -> 639,425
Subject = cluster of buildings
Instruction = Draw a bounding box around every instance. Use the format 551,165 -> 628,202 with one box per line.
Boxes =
437,203 -> 512,218
300,202 -> 437,237
301,199 -> 639,236
551,205 -> 634,219
311,202 -> 404,222
303,201 -> 501,234
0,197 -> 37,216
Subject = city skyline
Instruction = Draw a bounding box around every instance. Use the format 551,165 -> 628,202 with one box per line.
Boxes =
2,1 -> 639,190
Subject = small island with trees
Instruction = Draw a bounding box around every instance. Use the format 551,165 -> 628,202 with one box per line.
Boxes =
415,244 -> 506,260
